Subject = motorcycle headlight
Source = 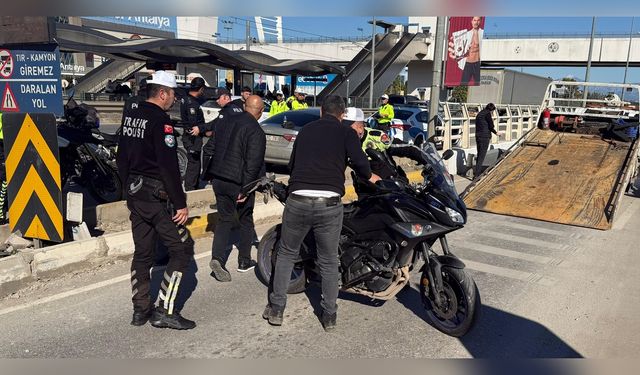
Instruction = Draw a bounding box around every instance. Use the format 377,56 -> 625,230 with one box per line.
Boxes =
446,207 -> 464,224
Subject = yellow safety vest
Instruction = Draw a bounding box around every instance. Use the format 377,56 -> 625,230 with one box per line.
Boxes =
361,128 -> 391,152
0,113 -> 3,140
269,100 -> 289,117
378,103 -> 394,124
291,100 -> 308,110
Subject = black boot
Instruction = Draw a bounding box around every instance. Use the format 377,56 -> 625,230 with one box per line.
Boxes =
262,304 -> 284,326
130,309 -> 152,326
321,311 -> 337,332
150,306 -> 196,330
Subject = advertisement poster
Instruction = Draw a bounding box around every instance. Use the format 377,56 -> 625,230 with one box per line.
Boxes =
445,16 -> 485,87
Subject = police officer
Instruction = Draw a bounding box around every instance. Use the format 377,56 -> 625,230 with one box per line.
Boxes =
116,71 -> 196,330
287,91 -> 308,110
117,77 -> 150,135
344,107 -> 419,180
180,77 -> 208,191
200,87 -> 244,175
269,91 -> 288,117
377,94 -> 394,133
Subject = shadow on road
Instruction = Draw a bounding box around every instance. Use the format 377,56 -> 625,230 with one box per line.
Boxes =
395,286 -> 582,358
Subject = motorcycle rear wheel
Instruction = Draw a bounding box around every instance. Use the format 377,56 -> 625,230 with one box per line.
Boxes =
256,225 -> 307,294
420,266 -> 480,337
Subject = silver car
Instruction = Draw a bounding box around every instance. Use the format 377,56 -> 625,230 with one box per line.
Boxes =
260,108 -> 321,165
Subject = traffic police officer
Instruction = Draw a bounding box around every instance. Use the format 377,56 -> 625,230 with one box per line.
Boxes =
287,91 -> 308,110
377,94 -> 394,133
116,71 -> 196,330
180,77 -> 208,191
269,91 -> 288,117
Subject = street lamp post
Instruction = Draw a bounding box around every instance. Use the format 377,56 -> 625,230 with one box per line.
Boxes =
622,17 -> 635,102
369,16 -> 376,109
346,79 -> 350,105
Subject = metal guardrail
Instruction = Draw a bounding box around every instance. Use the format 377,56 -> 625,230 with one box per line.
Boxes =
441,102 -> 541,150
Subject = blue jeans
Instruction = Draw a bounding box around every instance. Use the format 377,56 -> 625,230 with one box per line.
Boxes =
269,194 -> 343,315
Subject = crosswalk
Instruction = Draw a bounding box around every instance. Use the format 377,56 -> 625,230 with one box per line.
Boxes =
445,208 -> 601,288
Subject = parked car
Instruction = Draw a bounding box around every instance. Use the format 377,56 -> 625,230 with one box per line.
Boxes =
260,108 -> 320,165
387,94 -> 427,106
368,105 -> 462,148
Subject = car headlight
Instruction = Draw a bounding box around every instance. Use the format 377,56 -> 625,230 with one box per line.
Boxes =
446,207 -> 464,224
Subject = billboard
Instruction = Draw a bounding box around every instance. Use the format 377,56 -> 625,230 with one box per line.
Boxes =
83,17 -> 178,35
445,16 -> 485,87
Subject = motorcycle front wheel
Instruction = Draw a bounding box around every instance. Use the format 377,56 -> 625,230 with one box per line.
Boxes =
420,266 -> 480,337
256,224 -> 307,294
176,147 -> 188,181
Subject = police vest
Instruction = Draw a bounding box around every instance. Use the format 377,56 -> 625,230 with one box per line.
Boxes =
291,100 -> 308,110
269,100 -> 289,117
378,103 -> 394,124
362,128 -> 391,152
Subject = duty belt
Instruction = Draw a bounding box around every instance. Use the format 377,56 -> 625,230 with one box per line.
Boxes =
128,175 -> 169,201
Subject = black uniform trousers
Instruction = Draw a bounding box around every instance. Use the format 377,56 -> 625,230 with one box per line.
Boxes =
475,136 -> 491,178
211,179 -> 256,264
184,149 -> 201,191
128,196 -> 194,314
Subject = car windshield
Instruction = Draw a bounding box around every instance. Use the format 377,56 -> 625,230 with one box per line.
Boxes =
262,110 -> 320,128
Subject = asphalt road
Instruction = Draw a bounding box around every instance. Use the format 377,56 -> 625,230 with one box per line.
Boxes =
1,187 -> 639,358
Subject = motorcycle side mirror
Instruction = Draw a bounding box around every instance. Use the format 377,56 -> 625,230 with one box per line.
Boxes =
442,149 -> 454,160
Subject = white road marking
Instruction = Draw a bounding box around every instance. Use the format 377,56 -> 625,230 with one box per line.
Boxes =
463,259 -> 557,286
457,242 -> 553,264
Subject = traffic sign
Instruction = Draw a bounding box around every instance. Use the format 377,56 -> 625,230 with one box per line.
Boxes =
2,83 -> 19,112
0,44 -> 63,115
3,113 -> 63,242
0,49 -> 14,78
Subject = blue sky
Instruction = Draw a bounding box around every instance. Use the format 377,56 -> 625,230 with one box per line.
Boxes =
219,16 -> 640,84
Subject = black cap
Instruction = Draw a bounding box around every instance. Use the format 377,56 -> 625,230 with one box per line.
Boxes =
211,87 -> 231,99
190,77 -> 206,90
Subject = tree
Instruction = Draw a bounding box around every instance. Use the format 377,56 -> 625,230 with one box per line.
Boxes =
450,85 -> 468,103
388,76 -> 407,95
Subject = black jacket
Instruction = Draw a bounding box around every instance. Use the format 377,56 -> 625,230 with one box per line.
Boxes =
116,101 -> 186,209
205,111 -> 266,193
288,115 -> 372,196
180,93 -> 206,151
475,108 -> 497,139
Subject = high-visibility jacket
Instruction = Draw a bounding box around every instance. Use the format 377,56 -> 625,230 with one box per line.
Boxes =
0,113 -> 3,140
378,103 -> 394,125
361,128 -> 391,153
290,99 -> 308,110
269,100 -> 289,117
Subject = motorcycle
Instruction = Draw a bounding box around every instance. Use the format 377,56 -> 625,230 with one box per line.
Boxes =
57,97 -> 123,203
254,140 -> 480,337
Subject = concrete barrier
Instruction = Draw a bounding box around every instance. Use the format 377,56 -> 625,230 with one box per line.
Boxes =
32,237 -> 107,277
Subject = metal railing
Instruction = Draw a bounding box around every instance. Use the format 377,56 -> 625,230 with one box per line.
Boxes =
441,102 -> 541,150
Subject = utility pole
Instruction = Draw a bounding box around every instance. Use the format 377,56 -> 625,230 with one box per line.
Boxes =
429,16 -> 446,140
583,16 -> 596,105
369,16 -> 376,108
246,20 -> 251,51
622,17 -> 634,102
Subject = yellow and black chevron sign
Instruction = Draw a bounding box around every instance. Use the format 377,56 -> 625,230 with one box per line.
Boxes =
3,113 -> 63,242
